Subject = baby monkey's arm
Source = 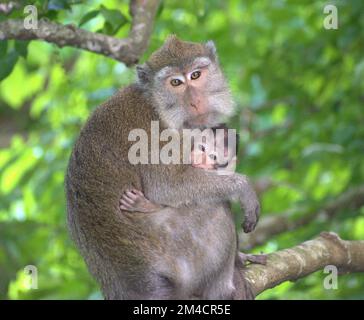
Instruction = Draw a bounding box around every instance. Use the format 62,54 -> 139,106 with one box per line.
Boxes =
120,189 -> 164,213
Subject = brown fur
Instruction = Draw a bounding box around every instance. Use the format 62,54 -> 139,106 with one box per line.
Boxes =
66,36 -> 260,299
147,35 -> 214,71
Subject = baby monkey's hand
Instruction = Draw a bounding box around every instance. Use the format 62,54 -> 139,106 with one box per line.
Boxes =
119,189 -> 163,213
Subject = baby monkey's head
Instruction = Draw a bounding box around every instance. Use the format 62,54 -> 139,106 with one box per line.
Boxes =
191,124 -> 239,173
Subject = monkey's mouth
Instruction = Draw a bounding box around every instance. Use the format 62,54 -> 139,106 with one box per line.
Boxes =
215,161 -> 229,169
184,114 -> 210,127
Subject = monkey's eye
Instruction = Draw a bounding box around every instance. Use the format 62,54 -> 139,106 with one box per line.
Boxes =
170,78 -> 183,87
198,145 -> 206,152
190,70 -> 201,80
209,154 -> 217,161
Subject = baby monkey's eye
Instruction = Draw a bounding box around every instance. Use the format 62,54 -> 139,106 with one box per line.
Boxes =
190,71 -> 201,80
209,154 -> 217,161
198,145 -> 205,152
170,79 -> 183,86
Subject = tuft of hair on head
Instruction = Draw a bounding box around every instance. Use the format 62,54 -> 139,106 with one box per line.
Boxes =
164,34 -> 179,47
145,35 -> 219,74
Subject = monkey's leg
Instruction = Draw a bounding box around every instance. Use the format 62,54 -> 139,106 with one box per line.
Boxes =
202,272 -> 236,300
232,266 -> 255,300
201,250 -> 236,300
227,248 -> 256,300
119,272 -> 186,300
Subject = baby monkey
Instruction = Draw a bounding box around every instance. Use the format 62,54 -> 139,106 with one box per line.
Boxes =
120,124 -> 266,266
120,124 -> 237,213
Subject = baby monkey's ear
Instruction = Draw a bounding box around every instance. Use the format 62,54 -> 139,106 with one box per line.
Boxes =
136,63 -> 153,85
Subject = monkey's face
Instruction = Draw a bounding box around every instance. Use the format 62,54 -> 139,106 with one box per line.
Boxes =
191,136 -> 224,170
191,127 -> 237,173
137,37 -> 235,129
151,56 -> 235,129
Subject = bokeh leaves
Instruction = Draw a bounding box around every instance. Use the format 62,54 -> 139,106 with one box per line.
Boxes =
0,0 -> 363,299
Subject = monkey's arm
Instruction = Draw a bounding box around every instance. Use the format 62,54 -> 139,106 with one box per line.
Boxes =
150,166 -> 260,232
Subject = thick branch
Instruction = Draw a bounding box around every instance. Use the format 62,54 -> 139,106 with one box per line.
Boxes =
244,232 -> 364,297
0,0 -> 161,66
239,185 -> 364,250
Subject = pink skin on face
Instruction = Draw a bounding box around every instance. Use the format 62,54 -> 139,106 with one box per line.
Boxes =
190,148 -> 216,170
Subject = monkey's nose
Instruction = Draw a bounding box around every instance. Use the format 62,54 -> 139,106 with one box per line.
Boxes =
190,102 -> 197,109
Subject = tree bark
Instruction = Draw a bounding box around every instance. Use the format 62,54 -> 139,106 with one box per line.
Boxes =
244,232 -> 364,297
0,0 -> 161,66
239,185 -> 364,250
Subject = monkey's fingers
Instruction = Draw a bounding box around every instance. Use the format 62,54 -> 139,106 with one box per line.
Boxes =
121,193 -> 137,205
120,199 -> 139,212
132,189 -> 144,197
242,200 -> 260,233
125,190 -> 139,201
121,198 -> 135,206
119,198 -> 131,207
120,197 -> 135,207
242,220 -> 257,233
247,254 -> 267,265
238,252 -> 267,265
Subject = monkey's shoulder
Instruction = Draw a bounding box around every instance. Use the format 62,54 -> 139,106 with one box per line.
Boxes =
79,84 -> 153,142
99,84 -> 153,127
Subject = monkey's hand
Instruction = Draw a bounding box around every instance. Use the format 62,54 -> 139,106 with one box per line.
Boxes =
119,189 -> 164,213
236,176 -> 260,233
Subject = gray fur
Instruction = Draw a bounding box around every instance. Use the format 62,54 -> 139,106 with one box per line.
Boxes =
66,37 -> 260,300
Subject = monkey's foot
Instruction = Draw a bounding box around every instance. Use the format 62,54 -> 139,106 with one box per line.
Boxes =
119,189 -> 162,213
238,252 -> 267,265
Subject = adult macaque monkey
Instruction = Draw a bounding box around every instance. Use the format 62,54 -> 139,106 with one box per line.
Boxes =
66,36 -> 261,299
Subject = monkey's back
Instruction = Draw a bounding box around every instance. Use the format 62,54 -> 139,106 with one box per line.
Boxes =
65,85 -> 156,276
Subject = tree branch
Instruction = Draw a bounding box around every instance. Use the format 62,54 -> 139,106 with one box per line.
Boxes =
244,232 -> 364,297
239,185 -> 364,250
0,0 -> 161,66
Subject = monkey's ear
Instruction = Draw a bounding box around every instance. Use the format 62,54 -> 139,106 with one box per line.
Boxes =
205,40 -> 218,61
136,63 -> 152,85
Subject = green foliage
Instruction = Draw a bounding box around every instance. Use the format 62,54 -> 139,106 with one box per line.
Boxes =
98,5 -> 128,35
0,0 -> 363,300
78,10 -> 100,27
0,51 -> 19,81
78,5 -> 129,35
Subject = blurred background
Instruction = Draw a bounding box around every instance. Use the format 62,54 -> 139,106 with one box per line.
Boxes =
0,0 -> 363,299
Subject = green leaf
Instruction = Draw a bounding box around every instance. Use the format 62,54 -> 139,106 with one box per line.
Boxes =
156,2 -> 164,18
14,41 -> 30,58
0,51 -> 19,81
41,10 -> 58,20
102,22 -> 114,36
0,40 -> 8,57
100,5 -> 128,35
79,10 -> 100,27
48,0 -> 71,11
